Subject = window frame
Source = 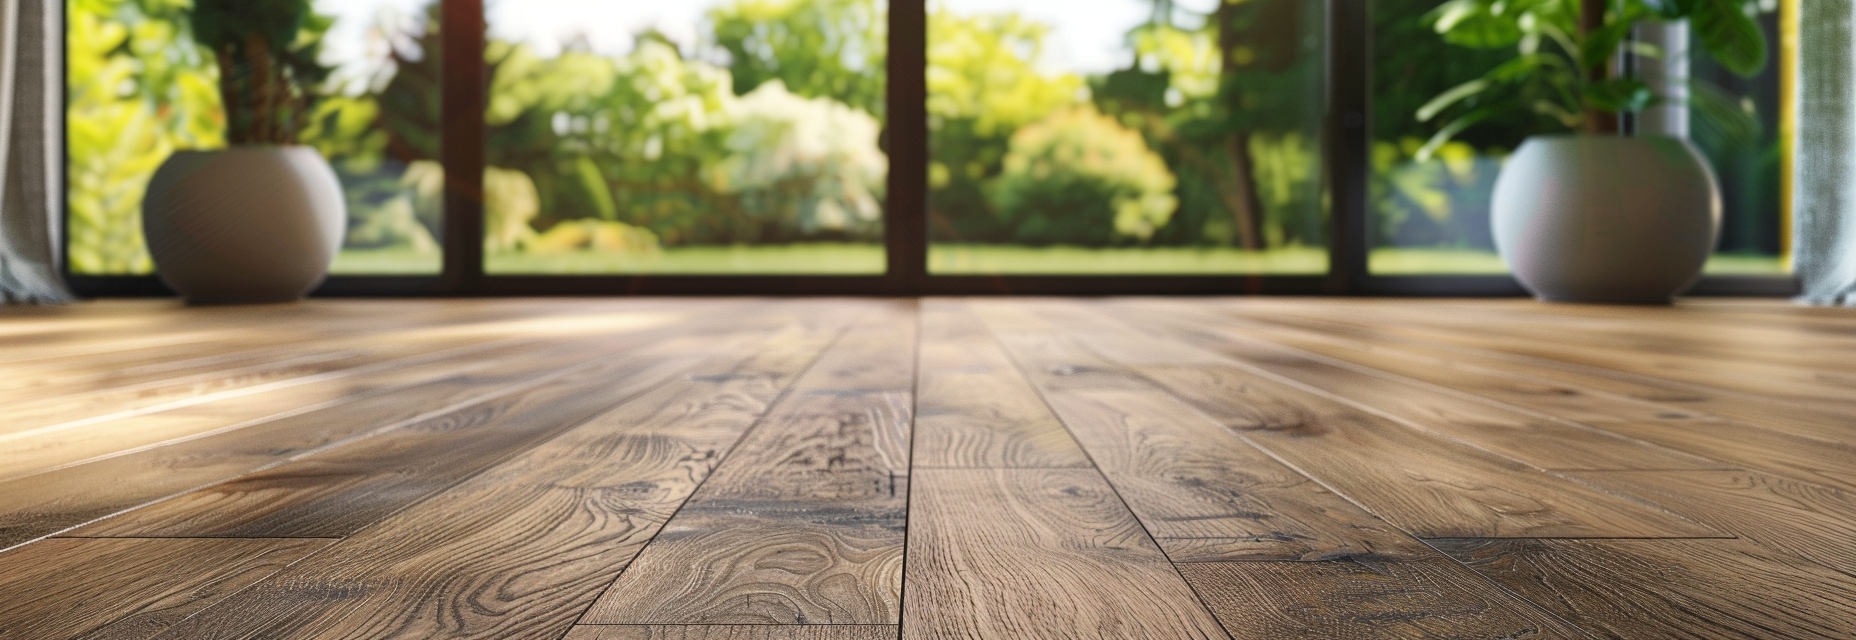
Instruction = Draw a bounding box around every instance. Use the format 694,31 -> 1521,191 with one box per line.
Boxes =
60,0 -> 1799,297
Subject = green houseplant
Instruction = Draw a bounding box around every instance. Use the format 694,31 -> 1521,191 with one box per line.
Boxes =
140,0 -> 347,302
1417,0 -> 1768,302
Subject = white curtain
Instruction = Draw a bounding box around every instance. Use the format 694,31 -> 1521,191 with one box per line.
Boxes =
1796,0 -> 1856,305
0,0 -> 73,303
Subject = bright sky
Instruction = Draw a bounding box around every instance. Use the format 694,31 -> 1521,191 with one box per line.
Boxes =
314,0 -> 428,90
314,0 -> 1223,81
487,0 -> 709,58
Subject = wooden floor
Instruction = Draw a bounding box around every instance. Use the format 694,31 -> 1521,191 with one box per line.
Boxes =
1,297 -> 1853,639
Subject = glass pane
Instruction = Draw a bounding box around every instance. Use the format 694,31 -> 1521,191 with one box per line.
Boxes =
65,0 -> 445,276
925,0 -> 1330,275
1367,0 -> 1790,277
482,0 -> 887,275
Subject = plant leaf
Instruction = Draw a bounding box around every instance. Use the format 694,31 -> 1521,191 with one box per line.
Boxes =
1418,79 -> 1491,122
1692,0 -> 1768,76
1583,78 -> 1656,112
1416,105 -> 1505,161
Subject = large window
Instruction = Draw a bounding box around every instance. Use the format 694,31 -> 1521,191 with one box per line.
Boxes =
67,0 -> 444,276
62,0 -> 1799,294
481,0 -> 888,275
1367,0 -> 1792,277
925,0 -> 1329,275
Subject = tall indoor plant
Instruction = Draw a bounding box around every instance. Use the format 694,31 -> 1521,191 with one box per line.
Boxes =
141,0 -> 345,302
1419,0 -> 1768,302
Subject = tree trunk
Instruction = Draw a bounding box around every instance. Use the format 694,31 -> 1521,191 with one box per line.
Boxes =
1583,0 -> 1620,134
1227,130 -> 1266,251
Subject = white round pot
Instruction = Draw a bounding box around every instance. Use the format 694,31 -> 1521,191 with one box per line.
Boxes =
1492,135 -> 1721,303
142,147 -> 346,303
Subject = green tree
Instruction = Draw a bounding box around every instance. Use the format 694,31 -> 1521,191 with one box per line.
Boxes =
708,0 -> 886,117
66,0 -> 223,274
989,107 -> 1177,245
925,8 -> 1085,242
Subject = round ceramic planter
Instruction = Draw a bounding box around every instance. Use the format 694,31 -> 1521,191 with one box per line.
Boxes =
1491,135 -> 1721,303
142,147 -> 346,303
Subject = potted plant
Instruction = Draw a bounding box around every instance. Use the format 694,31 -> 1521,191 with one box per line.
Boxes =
141,0 -> 344,303
1418,0 -> 1767,302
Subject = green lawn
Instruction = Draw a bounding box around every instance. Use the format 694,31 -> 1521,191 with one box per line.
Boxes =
330,248 -> 442,276
486,244 -> 887,275
1369,248 -> 1510,275
342,243 -> 1791,279
1370,248 -> 1791,277
928,245 -> 1330,275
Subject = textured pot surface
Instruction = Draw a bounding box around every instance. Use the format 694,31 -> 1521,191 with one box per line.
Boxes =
142,147 -> 345,303
1492,135 -> 1721,303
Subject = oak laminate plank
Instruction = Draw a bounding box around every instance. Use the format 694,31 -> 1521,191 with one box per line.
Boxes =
0,338 -> 639,549
0,346 -> 425,435
0,298 -> 545,369
563,627 -> 897,640
913,300 -> 1089,469
1199,310 -> 1856,469
902,468 -> 1231,640
1082,308 -> 1723,471
0,537 -> 326,640
1176,559 -> 1588,639
586,305 -> 917,626
68,334 -> 734,539
1134,363 -> 1720,538
0,299 -> 602,405
0,338 -> 545,481
978,321 -> 1425,560
139,313 -> 851,640
1036,388 -> 1431,562
1433,538 -> 1856,640
1586,422 -> 1856,491
1217,304 -> 1856,429
1565,470 -> 1856,576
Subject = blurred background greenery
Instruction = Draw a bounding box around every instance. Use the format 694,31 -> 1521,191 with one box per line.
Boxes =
66,0 -> 1788,277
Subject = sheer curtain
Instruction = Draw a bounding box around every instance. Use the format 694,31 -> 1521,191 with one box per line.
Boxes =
0,0 -> 72,303
1796,0 -> 1856,305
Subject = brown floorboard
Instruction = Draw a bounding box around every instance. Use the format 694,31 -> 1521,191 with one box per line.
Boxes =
0,298 -> 1851,639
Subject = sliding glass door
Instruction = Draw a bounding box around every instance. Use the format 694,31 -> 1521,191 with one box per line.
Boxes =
480,0 -> 888,275
924,0 -> 1329,275
62,0 -> 1798,295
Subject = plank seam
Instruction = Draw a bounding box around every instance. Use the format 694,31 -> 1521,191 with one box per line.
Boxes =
551,308 -> 872,640
972,301 -> 1238,640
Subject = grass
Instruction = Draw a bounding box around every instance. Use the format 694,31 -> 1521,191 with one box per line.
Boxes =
1370,248 -> 1791,277
486,243 -> 887,275
1369,248 -> 1510,275
329,248 -> 442,276
928,245 -> 1331,275
325,244 -> 1791,279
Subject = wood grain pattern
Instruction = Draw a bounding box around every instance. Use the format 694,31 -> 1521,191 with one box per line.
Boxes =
1434,538 -> 1856,640
1080,314 -> 1722,471
1176,559 -> 1586,639
2,298 -> 1854,639
1214,303 -> 1856,443
587,305 -> 916,626
913,300 -> 1088,468
1565,470 -> 1856,576
903,468 -> 1231,640
1037,388 -> 1430,562
563,626 -> 897,640
139,319 -> 845,640
71,335 -> 732,538
1136,364 -> 1721,538
0,339 -> 639,549
0,537 -> 326,640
